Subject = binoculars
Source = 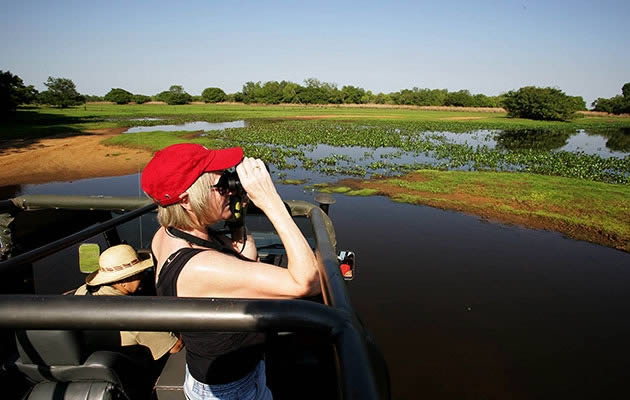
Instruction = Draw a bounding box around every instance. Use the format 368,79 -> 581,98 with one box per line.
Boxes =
215,170 -> 245,197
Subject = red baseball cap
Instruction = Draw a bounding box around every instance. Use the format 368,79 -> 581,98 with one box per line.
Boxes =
141,143 -> 243,206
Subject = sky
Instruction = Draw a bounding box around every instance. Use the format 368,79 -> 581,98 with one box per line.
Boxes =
2,0 -> 628,107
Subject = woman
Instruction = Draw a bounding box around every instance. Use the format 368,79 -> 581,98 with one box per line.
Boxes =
141,143 -> 320,400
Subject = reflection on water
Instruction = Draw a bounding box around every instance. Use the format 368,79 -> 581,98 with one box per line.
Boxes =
5,173 -> 630,399
124,120 -> 247,133
422,128 -> 629,158
425,129 -> 497,148
602,128 -> 630,152
496,129 -> 570,151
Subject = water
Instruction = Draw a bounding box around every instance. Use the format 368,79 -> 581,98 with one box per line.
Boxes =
123,120 -> 247,134
122,122 -> 630,160
9,171 -> 630,399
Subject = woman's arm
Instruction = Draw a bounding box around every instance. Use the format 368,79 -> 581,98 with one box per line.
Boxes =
236,157 -> 320,296
176,157 -> 320,299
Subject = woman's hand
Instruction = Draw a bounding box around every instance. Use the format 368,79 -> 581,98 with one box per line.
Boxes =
236,157 -> 281,212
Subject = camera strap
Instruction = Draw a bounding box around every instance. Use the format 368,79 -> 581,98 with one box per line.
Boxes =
166,227 -> 254,262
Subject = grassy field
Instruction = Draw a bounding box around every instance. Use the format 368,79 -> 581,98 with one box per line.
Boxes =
5,103 -> 630,140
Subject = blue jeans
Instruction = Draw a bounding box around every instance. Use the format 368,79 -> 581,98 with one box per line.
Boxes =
184,361 -> 272,400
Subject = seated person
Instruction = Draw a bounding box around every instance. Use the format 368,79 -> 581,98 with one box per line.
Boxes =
73,244 -> 183,360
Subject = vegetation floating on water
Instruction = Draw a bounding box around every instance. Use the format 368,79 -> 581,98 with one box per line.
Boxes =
105,118 -> 630,184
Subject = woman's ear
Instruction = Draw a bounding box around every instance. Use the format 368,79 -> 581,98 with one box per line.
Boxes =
179,192 -> 193,212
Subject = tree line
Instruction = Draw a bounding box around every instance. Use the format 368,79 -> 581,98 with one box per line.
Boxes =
591,83 -> 630,115
2,70 -> 628,121
92,78 -> 508,108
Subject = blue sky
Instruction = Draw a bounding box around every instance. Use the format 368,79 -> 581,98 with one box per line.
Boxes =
2,0 -> 628,106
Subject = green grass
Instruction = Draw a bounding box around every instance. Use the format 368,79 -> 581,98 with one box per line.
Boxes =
319,170 -> 630,251
6,103 -> 630,140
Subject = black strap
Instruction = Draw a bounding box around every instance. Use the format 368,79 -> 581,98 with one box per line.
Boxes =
156,248 -> 207,296
166,227 -> 253,262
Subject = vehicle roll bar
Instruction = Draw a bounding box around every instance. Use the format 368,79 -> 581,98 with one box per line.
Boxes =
0,196 -> 336,274
0,202 -> 157,273
0,295 -> 379,400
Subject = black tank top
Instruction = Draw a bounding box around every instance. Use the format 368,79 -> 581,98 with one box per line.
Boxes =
156,247 -> 264,384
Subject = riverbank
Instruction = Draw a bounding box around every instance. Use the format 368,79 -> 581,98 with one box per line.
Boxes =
0,129 -> 152,186
315,170 -> 630,252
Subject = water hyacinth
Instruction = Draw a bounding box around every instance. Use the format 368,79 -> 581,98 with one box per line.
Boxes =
109,119 -> 630,184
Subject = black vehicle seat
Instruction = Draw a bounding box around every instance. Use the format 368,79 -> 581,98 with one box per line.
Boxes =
25,381 -> 124,400
15,329 -> 149,400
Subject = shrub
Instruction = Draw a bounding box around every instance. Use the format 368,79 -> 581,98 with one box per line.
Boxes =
502,86 -> 581,121
202,87 -> 226,103
132,94 -> 151,104
104,88 -> 133,104
154,85 -> 192,105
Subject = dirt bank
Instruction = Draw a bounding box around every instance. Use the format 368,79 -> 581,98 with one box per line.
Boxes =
0,129 -> 153,186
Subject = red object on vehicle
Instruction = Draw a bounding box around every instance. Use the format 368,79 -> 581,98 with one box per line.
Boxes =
339,263 -> 352,277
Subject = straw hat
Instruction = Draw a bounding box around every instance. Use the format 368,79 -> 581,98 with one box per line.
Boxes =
85,244 -> 154,286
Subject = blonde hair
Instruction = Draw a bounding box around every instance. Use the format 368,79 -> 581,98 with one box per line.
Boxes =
156,172 -> 220,230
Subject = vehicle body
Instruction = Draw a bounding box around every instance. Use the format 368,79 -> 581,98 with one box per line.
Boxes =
0,195 -> 389,400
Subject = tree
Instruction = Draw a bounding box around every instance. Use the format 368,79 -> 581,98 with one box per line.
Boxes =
0,70 -> 38,114
155,85 -> 192,105
84,94 -> 104,102
341,85 -> 366,104
201,87 -> 226,103
373,93 -> 392,104
298,78 -> 331,104
38,77 -> 84,108
502,86 -> 581,121
132,94 -> 151,104
104,88 -> 133,104
281,82 -> 299,103
445,90 -> 473,107
241,81 -> 262,103
591,83 -> 630,114
260,81 -> 283,104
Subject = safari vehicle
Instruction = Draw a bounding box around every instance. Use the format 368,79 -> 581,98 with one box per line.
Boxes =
0,194 -> 390,400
